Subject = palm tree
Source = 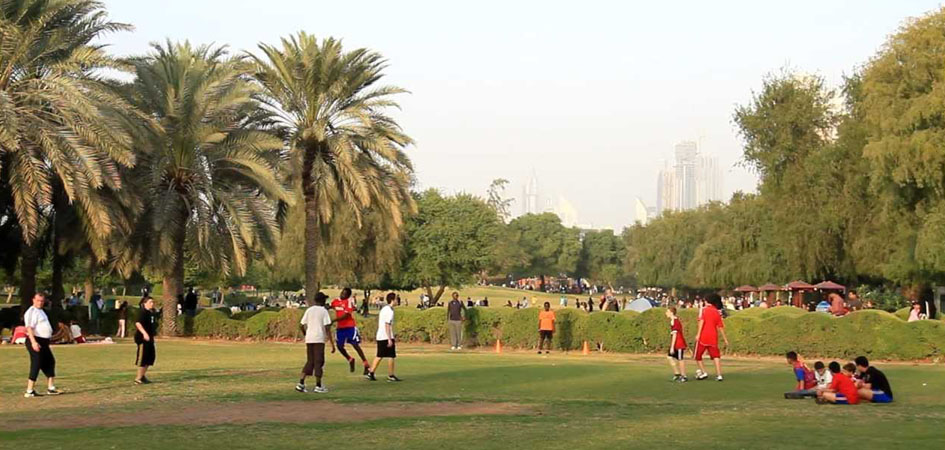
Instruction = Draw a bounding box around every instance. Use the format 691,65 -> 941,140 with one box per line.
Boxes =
0,0 -> 140,304
121,41 -> 291,335
250,33 -> 415,302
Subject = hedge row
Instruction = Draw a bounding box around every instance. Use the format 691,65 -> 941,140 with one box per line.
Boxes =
179,305 -> 945,361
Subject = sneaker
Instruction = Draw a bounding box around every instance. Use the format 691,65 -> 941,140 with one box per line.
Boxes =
134,379 -> 144,385
295,383 -> 307,393
387,375 -> 402,382
365,372 -> 377,381
696,372 -> 709,381
141,377 -> 152,385
678,376 -> 689,383
24,390 -> 39,398
348,358 -> 356,373
537,350 -> 542,354
312,386 -> 328,393
450,346 -> 456,351
672,375 -> 680,382
716,376 -> 724,382
457,346 -> 462,350
363,366 -> 371,376
46,387 -> 61,395
544,351 -> 550,354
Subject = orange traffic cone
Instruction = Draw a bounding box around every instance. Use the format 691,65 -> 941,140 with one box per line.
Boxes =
495,339 -> 502,354
582,340 -> 590,355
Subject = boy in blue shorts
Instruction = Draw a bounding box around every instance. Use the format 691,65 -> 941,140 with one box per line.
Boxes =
331,288 -> 371,375
854,356 -> 893,403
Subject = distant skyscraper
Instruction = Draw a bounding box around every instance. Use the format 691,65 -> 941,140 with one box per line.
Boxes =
521,171 -> 539,215
674,141 -> 698,210
632,197 -> 650,225
555,196 -> 578,227
656,141 -> 725,216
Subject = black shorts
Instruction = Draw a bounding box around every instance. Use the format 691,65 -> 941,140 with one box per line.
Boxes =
136,341 -> 156,367
539,330 -> 554,339
668,348 -> 684,360
376,339 -> 396,358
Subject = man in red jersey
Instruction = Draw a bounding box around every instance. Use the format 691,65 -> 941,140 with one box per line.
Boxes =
693,293 -> 729,381
331,288 -> 370,374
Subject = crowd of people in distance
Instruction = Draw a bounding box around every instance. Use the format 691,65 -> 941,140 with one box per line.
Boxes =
783,352 -> 893,405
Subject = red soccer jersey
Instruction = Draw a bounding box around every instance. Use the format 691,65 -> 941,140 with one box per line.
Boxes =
698,305 -> 723,347
829,373 -> 860,404
670,318 -> 687,350
330,298 -> 356,329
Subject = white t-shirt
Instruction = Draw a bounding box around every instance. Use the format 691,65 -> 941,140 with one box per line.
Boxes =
300,305 -> 332,344
24,306 -> 53,339
376,305 -> 395,340
70,324 -> 83,338
815,369 -> 833,389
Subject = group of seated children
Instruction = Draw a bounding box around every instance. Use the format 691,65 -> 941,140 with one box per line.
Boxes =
784,352 -> 893,404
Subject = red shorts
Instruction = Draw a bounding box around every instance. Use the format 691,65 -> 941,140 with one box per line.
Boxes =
694,343 -> 720,361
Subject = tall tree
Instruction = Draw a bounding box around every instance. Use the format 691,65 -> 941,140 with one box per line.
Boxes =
507,213 -> 581,287
486,178 -> 512,222
398,190 -> 501,301
251,33 -> 414,302
122,42 -> 290,335
0,0 -> 139,304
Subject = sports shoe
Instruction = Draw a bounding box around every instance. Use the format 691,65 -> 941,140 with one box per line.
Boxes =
312,386 -> 328,393
348,358 -> 356,373
24,390 -> 39,398
450,346 -> 457,351
537,350 -> 542,354
716,376 -> 724,382
696,372 -> 709,381
672,375 -> 680,382
141,377 -> 152,385
46,386 -> 61,395
678,376 -> 689,383
544,351 -> 550,354
457,346 -> 462,350
387,375 -> 402,382
363,366 -> 371,376
134,379 -> 145,385
295,383 -> 307,393
365,372 -> 377,381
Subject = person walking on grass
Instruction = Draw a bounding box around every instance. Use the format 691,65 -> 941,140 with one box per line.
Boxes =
23,293 -> 61,398
134,296 -> 159,385
447,291 -> 466,350
666,307 -> 688,382
537,302 -> 555,354
330,288 -> 371,375
366,292 -> 402,382
297,292 -> 335,393
693,293 -> 729,381
116,301 -> 128,338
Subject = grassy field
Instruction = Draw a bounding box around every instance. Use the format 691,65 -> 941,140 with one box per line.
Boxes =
1,340 -> 943,449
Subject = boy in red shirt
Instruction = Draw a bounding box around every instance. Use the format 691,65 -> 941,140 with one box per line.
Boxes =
330,288 -> 370,374
783,351 -> 817,399
665,307 -> 688,382
817,362 -> 860,405
694,294 -> 729,381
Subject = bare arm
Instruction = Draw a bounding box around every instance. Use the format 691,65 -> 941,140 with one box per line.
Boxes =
669,330 -> 677,350
326,324 -> 335,353
694,320 -> 704,345
386,322 -> 393,345
719,326 -> 729,346
26,324 -> 39,351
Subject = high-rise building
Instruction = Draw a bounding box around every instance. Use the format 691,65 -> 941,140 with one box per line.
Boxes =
632,197 -> 650,225
555,196 -> 578,227
656,141 -> 725,216
521,172 -> 539,215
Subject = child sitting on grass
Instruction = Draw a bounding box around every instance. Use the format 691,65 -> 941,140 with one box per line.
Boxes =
783,351 -> 817,399
817,362 -> 859,405
813,361 -> 832,390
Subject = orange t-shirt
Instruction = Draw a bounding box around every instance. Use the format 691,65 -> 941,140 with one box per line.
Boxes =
539,310 -> 556,331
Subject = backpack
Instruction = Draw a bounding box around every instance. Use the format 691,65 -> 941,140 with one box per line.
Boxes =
799,364 -> 816,388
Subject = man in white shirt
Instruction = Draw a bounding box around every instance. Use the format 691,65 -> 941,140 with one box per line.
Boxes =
23,293 -> 60,397
296,292 -> 335,393
366,292 -> 402,382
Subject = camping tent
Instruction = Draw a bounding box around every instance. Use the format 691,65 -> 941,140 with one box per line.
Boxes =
626,298 -> 653,312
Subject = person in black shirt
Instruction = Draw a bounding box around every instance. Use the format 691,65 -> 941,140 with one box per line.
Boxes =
184,288 -> 199,317
134,296 -> 158,384
854,356 -> 893,403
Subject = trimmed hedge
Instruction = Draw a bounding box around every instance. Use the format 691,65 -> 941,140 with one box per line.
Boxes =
166,306 -> 945,361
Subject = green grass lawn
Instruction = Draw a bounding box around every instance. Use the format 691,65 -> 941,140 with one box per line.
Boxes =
1,340 -> 943,449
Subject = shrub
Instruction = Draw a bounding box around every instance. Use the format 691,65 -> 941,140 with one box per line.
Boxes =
174,305 -> 945,361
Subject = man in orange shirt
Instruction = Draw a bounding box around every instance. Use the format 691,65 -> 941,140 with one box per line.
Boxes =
538,302 -> 556,355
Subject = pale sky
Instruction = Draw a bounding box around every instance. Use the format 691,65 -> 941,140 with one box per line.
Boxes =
100,0 -> 943,229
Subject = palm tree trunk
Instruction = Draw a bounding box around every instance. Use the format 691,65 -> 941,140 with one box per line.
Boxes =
51,250 -> 64,311
302,148 -> 318,304
19,243 -> 38,306
84,256 -> 95,304
161,219 -> 186,336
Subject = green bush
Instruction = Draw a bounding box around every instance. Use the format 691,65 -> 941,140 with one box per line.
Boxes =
172,305 -> 945,361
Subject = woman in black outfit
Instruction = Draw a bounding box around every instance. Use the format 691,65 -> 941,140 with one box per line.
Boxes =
117,301 -> 128,338
134,296 -> 158,384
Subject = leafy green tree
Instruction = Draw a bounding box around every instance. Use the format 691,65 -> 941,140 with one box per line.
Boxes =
398,190 -> 501,301
122,42 -> 290,335
487,178 -> 512,222
251,33 -> 414,303
507,213 -> 581,287
577,229 -> 624,287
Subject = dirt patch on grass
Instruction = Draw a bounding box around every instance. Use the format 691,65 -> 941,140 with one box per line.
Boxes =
1,400 -> 532,431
